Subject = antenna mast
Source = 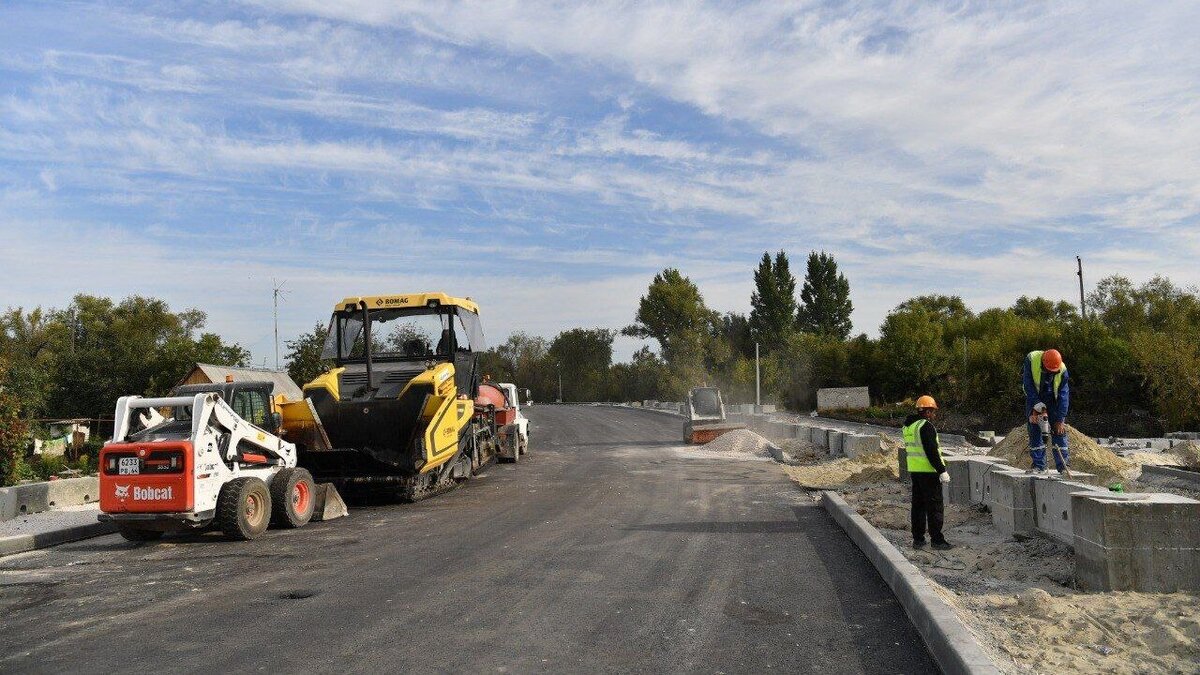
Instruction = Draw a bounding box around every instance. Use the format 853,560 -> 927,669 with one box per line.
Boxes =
272,278 -> 289,370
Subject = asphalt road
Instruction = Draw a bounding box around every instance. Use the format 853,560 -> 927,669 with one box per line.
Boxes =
0,405 -> 935,674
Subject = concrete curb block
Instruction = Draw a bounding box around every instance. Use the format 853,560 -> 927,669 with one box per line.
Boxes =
1141,464 -> 1200,485
820,491 -> 1000,675
0,521 -> 118,558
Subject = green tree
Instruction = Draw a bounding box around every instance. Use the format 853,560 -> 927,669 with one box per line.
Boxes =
796,251 -> 853,339
1088,275 -> 1200,334
49,295 -> 249,418
285,322 -> 332,386
624,268 -> 719,367
0,307 -> 66,420
749,251 -> 797,352
719,312 -> 754,359
876,307 -> 950,399
0,358 -> 29,486
549,328 -> 615,402
1012,296 -> 1079,323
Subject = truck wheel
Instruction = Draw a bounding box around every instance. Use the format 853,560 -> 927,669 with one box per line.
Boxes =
116,524 -> 163,542
216,477 -> 272,540
270,467 -> 316,528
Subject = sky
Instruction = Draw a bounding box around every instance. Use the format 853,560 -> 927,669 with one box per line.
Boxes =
2,1 -> 1198,365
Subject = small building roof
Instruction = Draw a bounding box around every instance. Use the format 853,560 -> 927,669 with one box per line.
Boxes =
181,363 -> 304,400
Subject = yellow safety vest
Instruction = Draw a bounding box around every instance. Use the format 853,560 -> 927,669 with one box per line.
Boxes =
903,418 -> 942,474
1028,351 -> 1067,398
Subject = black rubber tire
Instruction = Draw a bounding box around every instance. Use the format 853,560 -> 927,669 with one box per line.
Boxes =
216,477 -> 272,540
520,431 -> 529,455
116,524 -> 163,542
269,467 -> 316,528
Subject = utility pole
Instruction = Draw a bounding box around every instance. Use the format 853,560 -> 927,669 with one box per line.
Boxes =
755,342 -> 761,408
556,362 -> 563,403
1076,256 -> 1086,320
272,278 -> 289,371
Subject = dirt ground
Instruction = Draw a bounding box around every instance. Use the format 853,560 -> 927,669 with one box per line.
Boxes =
792,471 -> 1200,674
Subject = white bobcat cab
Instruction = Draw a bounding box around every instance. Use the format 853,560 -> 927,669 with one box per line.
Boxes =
99,393 -> 317,542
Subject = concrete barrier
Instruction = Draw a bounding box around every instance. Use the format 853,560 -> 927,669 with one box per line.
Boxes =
816,386 -> 870,411
1073,492 -> 1200,592
1033,477 -> 1105,545
967,458 -> 1011,505
0,477 -> 100,522
987,470 -> 1038,538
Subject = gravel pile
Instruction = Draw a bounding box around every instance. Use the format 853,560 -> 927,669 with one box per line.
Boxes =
701,429 -> 774,457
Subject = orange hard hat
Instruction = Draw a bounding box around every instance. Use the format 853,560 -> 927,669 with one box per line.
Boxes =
1042,349 -> 1063,372
916,395 -> 938,410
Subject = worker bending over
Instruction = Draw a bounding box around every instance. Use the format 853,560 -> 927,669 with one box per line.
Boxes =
903,396 -> 952,550
1022,349 -> 1070,473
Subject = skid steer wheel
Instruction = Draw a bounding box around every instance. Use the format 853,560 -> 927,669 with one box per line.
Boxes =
116,524 -> 163,542
216,477 -> 272,540
269,467 -> 316,528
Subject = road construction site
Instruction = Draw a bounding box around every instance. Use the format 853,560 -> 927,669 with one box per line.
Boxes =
732,408 -> 1200,674
0,405 -> 936,673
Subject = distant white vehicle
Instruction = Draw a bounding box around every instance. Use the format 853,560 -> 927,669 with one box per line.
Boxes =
495,382 -> 530,459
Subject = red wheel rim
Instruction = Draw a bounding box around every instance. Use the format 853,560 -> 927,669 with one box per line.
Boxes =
245,492 -> 264,526
293,480 -> 311,513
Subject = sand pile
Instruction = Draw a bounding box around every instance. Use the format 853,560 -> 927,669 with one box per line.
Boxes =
780,438 -> 822,463
1172,441 -> 1200,469
701,429 -> 773,457
783,449 -> 898,489
990,424 -> 1131,484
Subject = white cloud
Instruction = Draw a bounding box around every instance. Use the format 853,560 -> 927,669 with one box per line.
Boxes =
2,1 -> 1198,362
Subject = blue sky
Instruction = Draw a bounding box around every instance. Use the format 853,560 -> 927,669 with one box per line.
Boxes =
2,1 -> 1198,364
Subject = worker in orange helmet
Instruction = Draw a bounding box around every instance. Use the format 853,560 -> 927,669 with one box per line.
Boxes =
903,395 -> 952,550
1022,349 -> 1070,473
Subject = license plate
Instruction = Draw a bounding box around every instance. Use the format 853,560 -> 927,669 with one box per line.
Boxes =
118,457 -> 140,475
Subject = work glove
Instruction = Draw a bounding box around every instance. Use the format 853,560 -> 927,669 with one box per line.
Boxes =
939,472 -> 950,484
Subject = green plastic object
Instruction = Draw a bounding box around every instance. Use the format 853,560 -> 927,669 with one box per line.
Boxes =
1108,482 -> 1124,492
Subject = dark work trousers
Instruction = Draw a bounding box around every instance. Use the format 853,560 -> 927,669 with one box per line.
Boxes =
910,473 -> 945,544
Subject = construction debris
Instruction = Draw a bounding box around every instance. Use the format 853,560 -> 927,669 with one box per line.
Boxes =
782,448 -> 897,489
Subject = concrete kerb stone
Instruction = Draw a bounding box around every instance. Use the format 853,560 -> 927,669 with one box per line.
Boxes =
0,476 -> 101,522
810,427 -> 830,450
964,456 -> 1012,504
943,457 -> 973,505
821,492 -> 1001,675
1072,491 -> 1200,592
1141,464 -> 1200,486
1033,476 -> 1105,545
828,430 -> 846,457
843,433 -> 879,459
0,521 -> 118,558
967,458 -> 1011,505
987,470 -> 1038,538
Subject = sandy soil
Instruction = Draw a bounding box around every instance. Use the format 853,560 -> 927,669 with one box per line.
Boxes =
990,424 -> 1133,484
791,468 -> 1199,673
